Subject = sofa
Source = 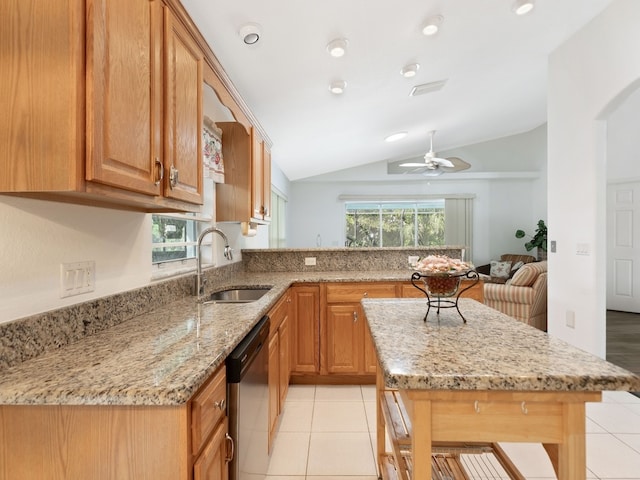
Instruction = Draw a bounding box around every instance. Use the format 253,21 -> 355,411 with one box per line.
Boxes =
482,260 -> 547,331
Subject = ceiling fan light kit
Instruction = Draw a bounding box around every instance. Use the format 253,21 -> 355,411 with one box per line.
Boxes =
512,0 -> 535,15
326,38 -> 348,57
422,15 -> 443,36
397,130 -> 470,176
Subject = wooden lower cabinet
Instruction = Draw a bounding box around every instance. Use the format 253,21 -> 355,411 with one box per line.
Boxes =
0,364 -> 230,480
267,290 -> 292,451
268,332 -> 280,451
322,282 -> 397,380
290,284 -> 320,375
193,418 -> 230,480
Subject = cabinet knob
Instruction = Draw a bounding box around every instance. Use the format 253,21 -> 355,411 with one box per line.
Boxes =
213,399 -> 226,410
353,311 -> 358,323
154,158 -> 164,186
363,292 -> 368,297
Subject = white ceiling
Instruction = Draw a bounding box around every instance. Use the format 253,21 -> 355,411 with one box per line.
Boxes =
181,0 -> 613,181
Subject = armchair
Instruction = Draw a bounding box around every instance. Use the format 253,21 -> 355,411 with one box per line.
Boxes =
483,260 -> 547,331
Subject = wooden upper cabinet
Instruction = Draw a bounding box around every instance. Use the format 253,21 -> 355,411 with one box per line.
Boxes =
0,0 -> 209,212
216,123 -> 271,224
251,129 -> 264,220
163,7 -> 203,204
0,0 -> 85,193
86,0 -> 163,197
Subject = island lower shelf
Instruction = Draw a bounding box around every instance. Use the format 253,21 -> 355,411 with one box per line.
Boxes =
377,388 -> 527,480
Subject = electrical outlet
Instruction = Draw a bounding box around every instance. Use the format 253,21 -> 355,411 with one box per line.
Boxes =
304,257 -> 317,266
566,310 -> 575,329
60,261 -> 95,298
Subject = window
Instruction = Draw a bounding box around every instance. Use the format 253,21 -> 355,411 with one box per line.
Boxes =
269,188 -> 287,248
152,165 -> 216,274
345,201 -> 445,247
152,214 -> 199,264
343,196 -> 474,261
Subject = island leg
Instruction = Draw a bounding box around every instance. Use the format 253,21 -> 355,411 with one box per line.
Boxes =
411,398 -> 432,480
557,402 -> 587,480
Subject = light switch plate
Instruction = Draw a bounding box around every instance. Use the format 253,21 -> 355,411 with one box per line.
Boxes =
60,261 -> 95,298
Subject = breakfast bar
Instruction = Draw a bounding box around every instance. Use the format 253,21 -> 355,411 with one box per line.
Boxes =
362,298 -> 640,480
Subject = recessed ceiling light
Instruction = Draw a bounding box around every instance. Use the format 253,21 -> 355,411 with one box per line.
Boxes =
238,23 -> 262,45
385,132 -> 408,143
400,64 -> 420,78
329,80 -> 347,95
326,38 -> 348,58
512,0 -> 535,15
422,15 -> 443,36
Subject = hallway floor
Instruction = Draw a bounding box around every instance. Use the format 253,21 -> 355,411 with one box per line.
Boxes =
266,385 -> 640,480
607,310 -> 640,379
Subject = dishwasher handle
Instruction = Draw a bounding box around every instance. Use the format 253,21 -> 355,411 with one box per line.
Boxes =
225,433 -> 234,463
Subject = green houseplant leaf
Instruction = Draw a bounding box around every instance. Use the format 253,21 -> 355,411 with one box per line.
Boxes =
515,220 -> 547,252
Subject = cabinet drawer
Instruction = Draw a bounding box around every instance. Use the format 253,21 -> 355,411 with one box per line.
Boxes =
326,283 -> 397,303
191,365 -> 227,455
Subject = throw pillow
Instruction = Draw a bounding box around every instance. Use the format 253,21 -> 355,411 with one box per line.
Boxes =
490,260 -> 512,279
509,261 -> 547,286
509,260 -> 525,278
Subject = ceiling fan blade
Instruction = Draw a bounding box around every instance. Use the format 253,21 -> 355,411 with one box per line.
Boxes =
441,157 -> 471,172
399,161 -> 427,167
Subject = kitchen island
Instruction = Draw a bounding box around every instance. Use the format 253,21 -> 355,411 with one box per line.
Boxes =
362,298 -> 640,480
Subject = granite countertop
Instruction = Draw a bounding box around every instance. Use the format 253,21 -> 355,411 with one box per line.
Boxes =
362,298 -> 640,392
0,270 -> 413,407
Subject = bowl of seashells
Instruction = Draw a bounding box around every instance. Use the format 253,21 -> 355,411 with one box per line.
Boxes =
412,255 -> 473,297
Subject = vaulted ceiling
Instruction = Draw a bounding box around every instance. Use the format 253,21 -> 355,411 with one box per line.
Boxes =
182,0 -> 613,180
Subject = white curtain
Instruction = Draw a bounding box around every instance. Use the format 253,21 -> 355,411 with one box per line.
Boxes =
445,198 -> 473,263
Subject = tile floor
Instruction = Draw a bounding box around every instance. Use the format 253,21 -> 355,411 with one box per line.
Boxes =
266,385 -> 640,480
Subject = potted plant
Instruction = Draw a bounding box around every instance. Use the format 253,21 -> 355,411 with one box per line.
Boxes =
515,219 -> 547,260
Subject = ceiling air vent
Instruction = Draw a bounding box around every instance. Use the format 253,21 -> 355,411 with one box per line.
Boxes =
409,79 -> 448,97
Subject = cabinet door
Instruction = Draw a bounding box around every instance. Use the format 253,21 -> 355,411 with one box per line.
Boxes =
86,0 -> 163,196
163,8 -> 203,204
251,128 -> 264,219
278,314 -> 290,407
193,417 -> 230,480
326,304 -> 361,374
268,332 -> 279,452
290,285 -> 320,374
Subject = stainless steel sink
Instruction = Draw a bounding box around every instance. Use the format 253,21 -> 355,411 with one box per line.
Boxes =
203,287 -> 272,304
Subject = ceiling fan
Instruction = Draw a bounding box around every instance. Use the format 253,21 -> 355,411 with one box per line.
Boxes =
399,130 -> 470,176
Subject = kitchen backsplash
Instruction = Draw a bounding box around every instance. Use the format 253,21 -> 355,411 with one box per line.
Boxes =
1,247 -> 464,372
242,247 -> 465,272
0,262 -> 242,372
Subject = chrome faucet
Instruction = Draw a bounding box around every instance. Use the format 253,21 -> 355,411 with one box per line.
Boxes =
196,227 -> 233,299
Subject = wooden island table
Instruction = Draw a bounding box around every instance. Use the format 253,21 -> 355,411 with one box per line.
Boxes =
361,298 -> 640,480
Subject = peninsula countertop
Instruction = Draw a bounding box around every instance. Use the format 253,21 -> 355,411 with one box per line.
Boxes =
0,270 -> 413,406
362,298 -> 640,392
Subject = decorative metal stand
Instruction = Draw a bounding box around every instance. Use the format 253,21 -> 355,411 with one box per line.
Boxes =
411,269 -> 480,323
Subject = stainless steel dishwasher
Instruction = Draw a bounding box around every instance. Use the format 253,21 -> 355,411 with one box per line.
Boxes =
226,315 -> 270,480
